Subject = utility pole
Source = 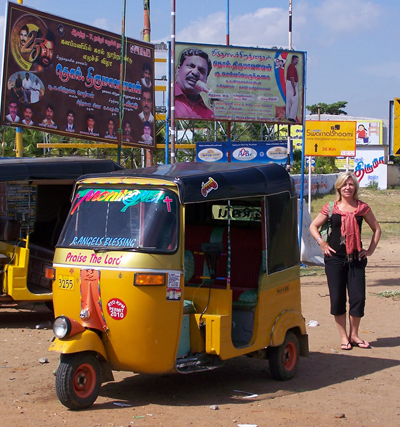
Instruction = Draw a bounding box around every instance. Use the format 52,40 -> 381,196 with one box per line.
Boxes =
16,0 -> 24,157
170,0 -> 176,163
117,0 -> 127,165
143,0 -> 153,166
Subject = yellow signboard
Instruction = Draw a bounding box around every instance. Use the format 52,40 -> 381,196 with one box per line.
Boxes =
394,98 -> 400,155
305,121 -> 356,157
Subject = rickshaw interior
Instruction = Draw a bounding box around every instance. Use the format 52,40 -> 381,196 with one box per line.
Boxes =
0,181 -> 74,296
182,191 -> 298,349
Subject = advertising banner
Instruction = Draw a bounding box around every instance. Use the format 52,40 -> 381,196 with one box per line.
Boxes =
230,141 -> 288,164
354,146 -> 387,189
355,120 -> 382,145
196,140 -> 288,165
175,42 -> 305,125
1,3 -> 155,148
305,120 -> 356,157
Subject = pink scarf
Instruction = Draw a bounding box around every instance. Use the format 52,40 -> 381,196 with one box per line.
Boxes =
332,200 -> 370,255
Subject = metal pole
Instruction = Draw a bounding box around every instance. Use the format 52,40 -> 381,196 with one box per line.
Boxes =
288,0 -> 293,50
298,53 -> 307,251
143,0 -> 150,41
16,0 -> 24,157
226,0 -> 230,46
117,0 -> 127,165
165,41 -> 171,164
170,0 -> 176,163
143,0 -> 153,166
226,0 -> 231,162
286,0 -> 293,170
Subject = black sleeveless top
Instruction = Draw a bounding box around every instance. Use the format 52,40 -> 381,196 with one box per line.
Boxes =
329,214 -> 363,256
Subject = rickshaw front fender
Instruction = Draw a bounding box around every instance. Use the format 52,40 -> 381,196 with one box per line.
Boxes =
269,309 -> 307,348
49,329 -> 108,361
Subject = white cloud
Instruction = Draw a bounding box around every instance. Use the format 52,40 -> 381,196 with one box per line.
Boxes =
176,8 -> 292,49
313,0 -> 382,34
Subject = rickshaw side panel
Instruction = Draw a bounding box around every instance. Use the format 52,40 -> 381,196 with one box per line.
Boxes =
99,268 -> 183,373
53,248 -> 185,374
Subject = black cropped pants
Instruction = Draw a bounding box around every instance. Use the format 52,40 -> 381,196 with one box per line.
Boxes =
324,255 -> 367,317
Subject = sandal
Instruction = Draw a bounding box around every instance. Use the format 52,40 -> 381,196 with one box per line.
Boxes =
350,340 -> 371,349
340,342 -> 352,351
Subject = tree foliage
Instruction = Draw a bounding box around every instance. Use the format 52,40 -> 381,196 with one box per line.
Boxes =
306,101 -> 348,116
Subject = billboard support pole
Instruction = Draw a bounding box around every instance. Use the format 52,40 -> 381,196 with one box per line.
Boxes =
287,0 -> 293,170
143,0 -> 153,167
16,0 -> 23,158
165,41 -> 171,164
226,0 -> 231,162
117,0 -> 127,165
170,0 -> 176,163
298,54 -> 307,254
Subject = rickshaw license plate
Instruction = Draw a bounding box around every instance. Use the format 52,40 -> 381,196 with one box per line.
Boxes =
58,275 -> 75,291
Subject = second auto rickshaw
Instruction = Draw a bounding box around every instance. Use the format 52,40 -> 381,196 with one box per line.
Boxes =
0,157 -> 123,308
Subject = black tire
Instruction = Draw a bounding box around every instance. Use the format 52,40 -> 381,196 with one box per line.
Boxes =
56,353 -> 101,410
269,331 -> 300,381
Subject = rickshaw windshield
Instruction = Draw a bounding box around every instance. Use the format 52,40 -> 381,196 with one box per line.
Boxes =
57,187 -> 179,252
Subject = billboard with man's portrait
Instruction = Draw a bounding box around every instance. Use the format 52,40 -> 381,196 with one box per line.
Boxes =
174,42 -> 305,125
1,3 -> 155,148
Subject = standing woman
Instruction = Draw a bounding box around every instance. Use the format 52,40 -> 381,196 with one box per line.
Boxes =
310,172 -> 381,350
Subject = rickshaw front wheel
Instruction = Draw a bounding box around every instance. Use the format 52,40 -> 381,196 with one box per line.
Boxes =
56,352 -> 102,410
269,331 -> 300,381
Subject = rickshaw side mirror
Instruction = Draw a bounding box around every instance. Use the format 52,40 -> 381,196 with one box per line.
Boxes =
201,242 -> 223,281
0,217 -> 21,241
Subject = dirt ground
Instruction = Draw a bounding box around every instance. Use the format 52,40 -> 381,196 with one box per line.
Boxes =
1,238 -> 399,427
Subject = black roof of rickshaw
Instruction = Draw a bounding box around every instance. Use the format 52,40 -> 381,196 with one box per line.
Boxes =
0,157 -> 123,182
80,162 -> 296,204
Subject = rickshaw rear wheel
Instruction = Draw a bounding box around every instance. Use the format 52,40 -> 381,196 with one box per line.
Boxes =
56,352 -> 101,410
269,331 -> 300,381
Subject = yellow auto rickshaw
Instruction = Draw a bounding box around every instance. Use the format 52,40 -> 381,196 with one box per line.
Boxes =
0,157 -> 123,309
49,162 -> 309,409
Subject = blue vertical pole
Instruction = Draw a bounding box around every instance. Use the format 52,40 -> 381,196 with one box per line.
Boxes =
165,41 -> 171,164
298,53 -> 307,250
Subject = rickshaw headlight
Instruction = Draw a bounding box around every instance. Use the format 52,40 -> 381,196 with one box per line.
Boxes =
53,316 -> 71,339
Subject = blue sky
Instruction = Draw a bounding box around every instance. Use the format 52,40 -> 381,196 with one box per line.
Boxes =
1,0 -> 399,120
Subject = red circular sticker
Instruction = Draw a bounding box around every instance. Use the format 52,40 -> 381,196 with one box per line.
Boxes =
106,298 -> 127,320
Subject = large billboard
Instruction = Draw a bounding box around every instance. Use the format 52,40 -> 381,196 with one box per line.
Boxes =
175,42 -> 305,125
1,3 -> 155,148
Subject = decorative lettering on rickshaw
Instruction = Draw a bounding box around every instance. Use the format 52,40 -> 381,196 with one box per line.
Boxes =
71,235 -> 136,247
201,177 -> 218,197
71,188 -> 170,214
64,251 -> 123,265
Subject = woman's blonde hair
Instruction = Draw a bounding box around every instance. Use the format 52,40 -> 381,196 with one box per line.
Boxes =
335,172 -> 359,202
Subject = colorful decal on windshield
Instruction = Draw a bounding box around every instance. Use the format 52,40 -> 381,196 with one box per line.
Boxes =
201,177 -> 218,197
71,189 -> 169,214
70,236 -> 136,248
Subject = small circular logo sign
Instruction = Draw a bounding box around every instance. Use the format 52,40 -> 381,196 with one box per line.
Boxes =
198,148 -> 223,162
107,298 -> 127,320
